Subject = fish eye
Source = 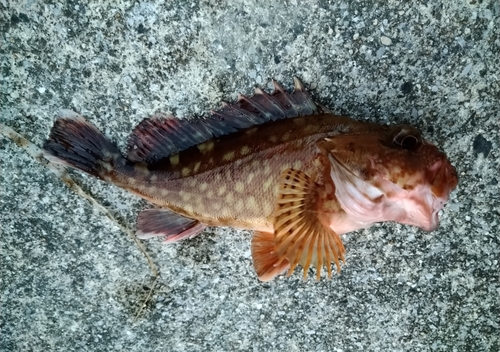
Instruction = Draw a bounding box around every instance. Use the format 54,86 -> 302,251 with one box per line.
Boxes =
400,135 -> 419,149
392,126 -> 422,151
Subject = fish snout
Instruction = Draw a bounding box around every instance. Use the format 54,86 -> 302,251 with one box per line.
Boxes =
428,157 -> 458,199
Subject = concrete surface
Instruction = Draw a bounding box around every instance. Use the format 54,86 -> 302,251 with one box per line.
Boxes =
1,1 -> 499,351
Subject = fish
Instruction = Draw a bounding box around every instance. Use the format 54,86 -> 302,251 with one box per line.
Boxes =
43,78 -> 458,281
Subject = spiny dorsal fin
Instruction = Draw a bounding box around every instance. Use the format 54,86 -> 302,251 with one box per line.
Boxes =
127,78 -> 320,163
273,169 -> 346,280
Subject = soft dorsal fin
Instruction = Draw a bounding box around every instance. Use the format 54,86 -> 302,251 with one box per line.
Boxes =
127,78 -> 320,163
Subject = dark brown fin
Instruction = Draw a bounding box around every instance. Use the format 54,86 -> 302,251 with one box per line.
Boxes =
43,110 -> 124,179
127,114 -> 216,163
127,78 -> 320,163
274,169 -> 346,280
251,231 -> 290,282
271,77 -> 317,117
136,209 -> 206,243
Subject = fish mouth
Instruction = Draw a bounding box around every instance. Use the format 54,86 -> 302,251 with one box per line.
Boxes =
421,158 -> 458,230
390,156 -> 457,232
404,198 -> 440,232
424,212 -> 439,232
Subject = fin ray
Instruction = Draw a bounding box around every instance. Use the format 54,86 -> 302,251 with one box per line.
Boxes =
251,231 -> 290,282
43,112 -> 123,179
273,169 -> 346,280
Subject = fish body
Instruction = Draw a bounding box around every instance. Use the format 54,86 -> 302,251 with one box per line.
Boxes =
117,113 -> 372,231
43,79 -> 458,281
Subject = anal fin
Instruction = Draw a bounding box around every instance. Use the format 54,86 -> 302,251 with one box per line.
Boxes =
251,231 -> 290,282
136,209 -> 206,243
274,169 -> 346,280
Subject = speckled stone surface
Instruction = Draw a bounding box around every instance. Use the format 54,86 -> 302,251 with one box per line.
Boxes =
1,1 -> 499,351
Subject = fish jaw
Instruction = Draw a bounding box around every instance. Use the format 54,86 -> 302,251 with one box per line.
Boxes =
321,125 -> 458,233
397,158 -> 458,231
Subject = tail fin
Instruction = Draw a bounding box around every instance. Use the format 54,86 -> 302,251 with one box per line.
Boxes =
43,110 -> 124,179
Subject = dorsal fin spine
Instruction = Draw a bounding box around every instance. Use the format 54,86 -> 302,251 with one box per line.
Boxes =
238,94 -> 273,120
293,77 -> 305,91
126,78 -> 319,164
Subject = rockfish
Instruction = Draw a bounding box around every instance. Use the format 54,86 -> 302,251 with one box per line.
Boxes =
43,78 -> 458,281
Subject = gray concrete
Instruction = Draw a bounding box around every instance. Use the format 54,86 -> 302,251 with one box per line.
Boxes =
1,1 -> 499,351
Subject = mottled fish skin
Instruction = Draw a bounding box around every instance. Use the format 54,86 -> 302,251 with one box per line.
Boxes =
116,114 -> 378,230
43,79 -> 458,282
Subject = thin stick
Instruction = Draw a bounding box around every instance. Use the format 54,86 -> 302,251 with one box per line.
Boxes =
133,275 -> 159,322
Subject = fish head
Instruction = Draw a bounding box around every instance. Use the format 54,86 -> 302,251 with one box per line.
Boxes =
320,124 -> 458,232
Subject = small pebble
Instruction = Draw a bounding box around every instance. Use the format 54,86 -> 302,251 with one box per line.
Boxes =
376,47 -> 386,58
462,63 -> 473,76
380,36 -> 392,46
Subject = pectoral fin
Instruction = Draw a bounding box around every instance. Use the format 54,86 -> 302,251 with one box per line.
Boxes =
273,169 -> 345,280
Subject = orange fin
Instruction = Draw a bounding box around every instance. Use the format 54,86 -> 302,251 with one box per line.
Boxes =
251,231 -> 289,282
274,169 -> 346,280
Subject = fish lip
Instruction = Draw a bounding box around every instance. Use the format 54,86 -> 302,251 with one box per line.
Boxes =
407,156 -> 456,231
421,217 -> 439,232
408,190 -> 444,232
